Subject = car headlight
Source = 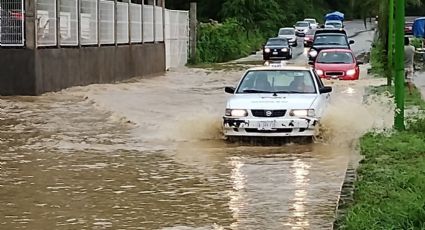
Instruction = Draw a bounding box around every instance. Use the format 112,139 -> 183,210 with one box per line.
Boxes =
281,48 -> 288,52
264,61 -> 270,66
309,49 -> 318,57
225,109 -> 248,117
264,48 -> 271,53
290,109 -> 315,117
346,69 -> 356,76
316,69 -> 324,75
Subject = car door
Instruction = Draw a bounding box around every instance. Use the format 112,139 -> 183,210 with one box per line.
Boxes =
312,70 -> 331,117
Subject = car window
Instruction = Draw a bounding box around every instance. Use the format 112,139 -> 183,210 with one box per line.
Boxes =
326,22 -> 342,28
279,29 -> 294,35
266,39 -> 288,46
296,22 -> 309,27
305,19 -> 316,24
237,70 -> 317,94
317,51 -> 354,63
313,35 -> 348,46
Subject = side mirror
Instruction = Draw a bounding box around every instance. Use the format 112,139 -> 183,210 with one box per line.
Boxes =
225,86 -> 235,94
319,86 -> 332,94
349,40 -> 355,44
308,60 -> 314,65
356,60 -> 364,65
320,25 -> 325,28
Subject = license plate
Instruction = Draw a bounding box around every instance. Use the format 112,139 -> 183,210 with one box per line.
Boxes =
331,75 -> 339,79
257,121 -> 276,130
272,51 -> 278,55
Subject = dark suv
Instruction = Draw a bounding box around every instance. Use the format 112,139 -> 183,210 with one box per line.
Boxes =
262,37 -> 292,60
307,29 -> 354,61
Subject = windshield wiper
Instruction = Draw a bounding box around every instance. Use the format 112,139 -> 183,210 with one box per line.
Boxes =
242,89 -> 273,93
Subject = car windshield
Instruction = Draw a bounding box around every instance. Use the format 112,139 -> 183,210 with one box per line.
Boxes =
305,19 -> 315,24
313,35 -> 348,46
236,70 -> 316,94
266,39 -> 288,46
279,29 -> 294,35
296,22 -> 309,27
326,22 -> 342,28
316,51 -> 354,64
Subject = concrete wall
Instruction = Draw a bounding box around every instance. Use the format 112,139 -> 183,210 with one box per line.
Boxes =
0,49 -> 36,95
0,43 -> 165,96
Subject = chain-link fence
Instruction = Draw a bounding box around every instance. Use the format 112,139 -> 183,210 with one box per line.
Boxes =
0,0 -> 24,46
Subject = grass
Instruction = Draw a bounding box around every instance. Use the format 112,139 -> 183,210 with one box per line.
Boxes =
338,86 -> 425,229
368,85 -> 425,110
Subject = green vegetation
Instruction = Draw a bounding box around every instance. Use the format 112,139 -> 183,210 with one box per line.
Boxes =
337,86 -> 425,230
369,41 -> 387,76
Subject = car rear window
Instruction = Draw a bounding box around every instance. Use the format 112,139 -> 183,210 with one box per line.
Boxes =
316,51 -> 354,64
313,34 -> 348,46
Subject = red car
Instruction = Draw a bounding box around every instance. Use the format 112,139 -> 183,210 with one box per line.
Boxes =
303,29 -> 316,47
312,49 -> 361,80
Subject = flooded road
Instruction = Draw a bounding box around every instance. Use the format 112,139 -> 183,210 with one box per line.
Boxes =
0,21 -> 392,229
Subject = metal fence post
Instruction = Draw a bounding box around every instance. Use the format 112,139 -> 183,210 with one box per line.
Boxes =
97,0 -> 100,47
78,0 -> 81,47
56,0 -> 61,47
141,0 -> 143,43
114,0 -> 117,46
162,0 -> 165,43
128,0 -> 131,44
153,0 -> 156,43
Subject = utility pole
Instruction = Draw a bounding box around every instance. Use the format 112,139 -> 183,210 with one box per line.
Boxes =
387,0 -> 394,86
394,0 -> 405,130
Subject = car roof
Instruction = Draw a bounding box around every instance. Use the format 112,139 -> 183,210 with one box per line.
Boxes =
268,37 -> 288,41
315,29 -> 347,35
304,18 -> 316,21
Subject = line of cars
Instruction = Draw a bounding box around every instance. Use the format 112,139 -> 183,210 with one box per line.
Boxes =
222,13 -> 362,140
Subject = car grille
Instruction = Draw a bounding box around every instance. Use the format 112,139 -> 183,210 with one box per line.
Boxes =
251,110 -> 286,117
325,71 -> 344,76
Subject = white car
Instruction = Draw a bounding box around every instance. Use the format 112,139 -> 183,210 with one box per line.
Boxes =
278,27 -> 297,47
222,64 -> 332,138
294,21 -> 311,37
304,18 -> 319,29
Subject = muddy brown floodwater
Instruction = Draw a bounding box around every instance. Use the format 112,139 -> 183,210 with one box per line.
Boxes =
0,63 -> 393,230
1,21 -> 392,230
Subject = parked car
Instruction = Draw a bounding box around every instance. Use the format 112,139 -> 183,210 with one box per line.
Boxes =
324,20 -> 343,29
304,29 -> 316,47
304,18 -> 319,29
222,64 -> 332,138
307,29 -> 354,61
294,21 -> 311,37
278,27 -> 297,47
311,49 -> 362,80
263,37 -> 292,60
405,21 -> 413,35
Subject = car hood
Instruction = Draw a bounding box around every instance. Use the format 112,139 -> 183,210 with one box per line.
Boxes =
315,63 -> 356,70
227,94 -> 318,110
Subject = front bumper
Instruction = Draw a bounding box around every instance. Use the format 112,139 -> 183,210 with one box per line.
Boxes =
296,31 -> 306,36
263,51 -> 291,60
223,117 -> 318,137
